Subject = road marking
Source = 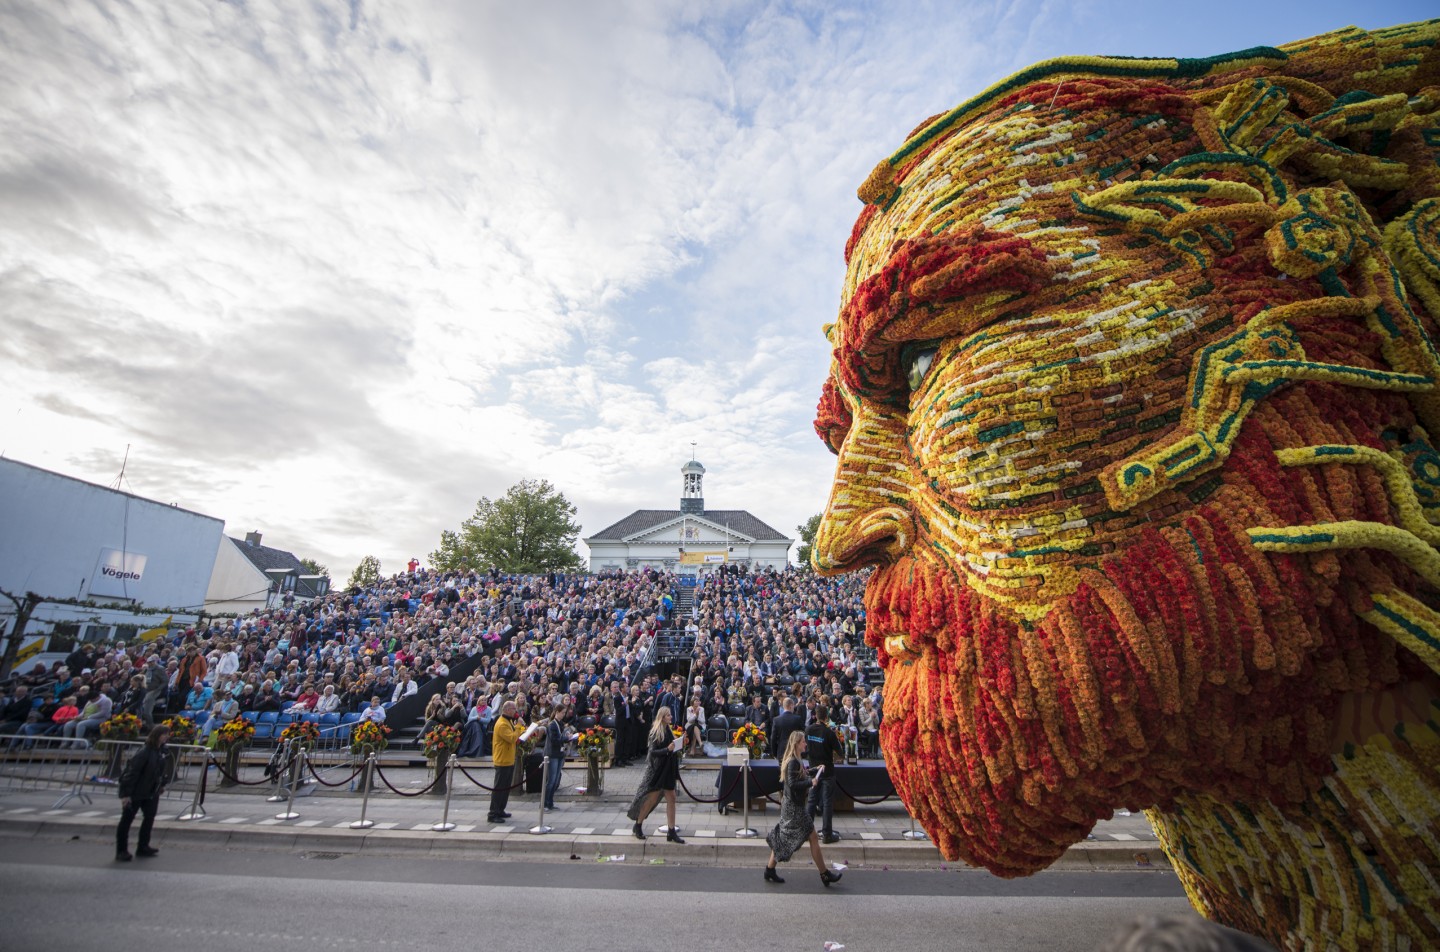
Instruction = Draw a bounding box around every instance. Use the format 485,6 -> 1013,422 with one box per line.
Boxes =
332,822 -> 353,828
411,823 -> 433,831
220,817 -> 247,824
42,809 -> 70,815
297,820 -> 323,827
490,825 -> 515,833
257,818 -> 285,826
1111,833 -> 1138,841
7,808 -> 36,814
76,810 -> 104,817
693,830 -> 716,838
454,824 -> 476,832
374,822 -> 398,830
571,827 -> 594,835
859,832 -> 882,840
611,828 -> 632,837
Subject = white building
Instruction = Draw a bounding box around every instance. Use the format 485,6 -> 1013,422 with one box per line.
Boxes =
205,531 -> 329,616
0,457 -> 224,645
583,460 -> 794,573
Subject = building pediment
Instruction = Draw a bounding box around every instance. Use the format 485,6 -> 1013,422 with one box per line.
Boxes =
624,514 -> 757,545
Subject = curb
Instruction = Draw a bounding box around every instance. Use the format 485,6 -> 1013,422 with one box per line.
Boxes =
0,814 -> 1171,871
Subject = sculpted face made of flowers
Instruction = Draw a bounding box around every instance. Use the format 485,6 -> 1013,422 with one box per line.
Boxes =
813,22 -> 1440,950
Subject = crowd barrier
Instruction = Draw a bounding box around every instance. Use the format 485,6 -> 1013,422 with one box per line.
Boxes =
2,737 -> 925,841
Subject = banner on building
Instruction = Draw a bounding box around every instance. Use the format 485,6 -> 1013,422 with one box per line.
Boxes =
90,547 -> 148,599
679,552 -> 727,565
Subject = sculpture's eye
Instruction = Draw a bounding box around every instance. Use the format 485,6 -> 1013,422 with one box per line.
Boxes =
906,345 -> 939,392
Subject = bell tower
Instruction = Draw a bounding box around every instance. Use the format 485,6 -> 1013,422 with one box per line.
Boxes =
680,458 -> 705,515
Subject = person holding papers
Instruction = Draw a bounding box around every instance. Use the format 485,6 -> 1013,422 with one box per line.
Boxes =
626,706 -> 685,843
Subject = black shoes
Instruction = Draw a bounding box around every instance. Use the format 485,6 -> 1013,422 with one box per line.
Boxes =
821,833 -> 841,844
501,812 -> 512,818
666,828 -> 685,844
821,869 -> 843,887
764,866 -> 784,884
486,815 -> 503,823
136,847 -> 159,858
115,851 -> 132,862
632,822 -> 646,840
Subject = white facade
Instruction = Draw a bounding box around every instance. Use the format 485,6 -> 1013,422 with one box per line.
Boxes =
0,458 -> 224,640
586,512 -> 793,573
583,461 -> 794,573
204,536 -> 272,616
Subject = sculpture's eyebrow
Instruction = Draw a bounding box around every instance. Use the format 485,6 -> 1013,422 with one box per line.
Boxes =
833,225 -> 1057,396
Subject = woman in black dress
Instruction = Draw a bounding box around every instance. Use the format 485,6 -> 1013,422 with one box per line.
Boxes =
764,731 -> 841,886
626,707 -> 685,843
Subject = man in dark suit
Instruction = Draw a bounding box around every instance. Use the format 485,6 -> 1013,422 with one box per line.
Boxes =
609,681 -> 632,767
769,696 -> 803,759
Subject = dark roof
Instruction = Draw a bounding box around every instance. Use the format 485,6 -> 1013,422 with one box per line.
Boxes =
585,509 -> 791,542
231,537 -> 306,575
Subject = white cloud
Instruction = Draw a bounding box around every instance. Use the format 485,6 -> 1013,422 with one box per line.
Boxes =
0,0 -> 1414,579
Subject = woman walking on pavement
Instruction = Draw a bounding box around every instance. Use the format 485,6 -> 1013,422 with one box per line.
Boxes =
627,706 -> 685,843
764,730 -> 842,887
116,724 -> 172,862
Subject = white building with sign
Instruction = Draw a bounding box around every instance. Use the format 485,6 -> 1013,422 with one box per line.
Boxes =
0,458 -> 225,645
583,460 -> 794,573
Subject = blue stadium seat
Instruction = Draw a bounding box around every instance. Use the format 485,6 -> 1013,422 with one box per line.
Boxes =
240,711 -> 257,723
252,723 -> 275,740
300,713 -> 321,725
318,713 -> 340,728
276,713 -> 295,727
257,712 -> 279,726
339,712 -> 362,724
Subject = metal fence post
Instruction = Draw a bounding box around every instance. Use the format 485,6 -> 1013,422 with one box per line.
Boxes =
275,747 -> 304,820
901,809 -> 928,840
176,748 -> 209,821
267,740 -> 290,803
350,752 -> 376,830
432,757 -> 457,832
735,760 -> 757,837
530,755 -> 552,834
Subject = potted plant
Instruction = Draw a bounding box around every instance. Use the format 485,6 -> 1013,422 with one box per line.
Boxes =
97,712 -> 144,778
214,716 -> 256,787
576,725 -> 613,796
422,724 -> 462,796
732,723 -> 767,761
349,720 -> 391,792
160,715 -> 198,784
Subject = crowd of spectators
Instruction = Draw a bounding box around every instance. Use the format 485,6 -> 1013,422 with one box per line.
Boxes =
2,561 -> 878,762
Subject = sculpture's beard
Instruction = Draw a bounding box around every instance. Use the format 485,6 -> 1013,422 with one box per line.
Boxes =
864,423 -> 1418,876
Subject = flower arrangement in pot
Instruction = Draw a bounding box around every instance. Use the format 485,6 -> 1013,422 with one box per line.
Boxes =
162,715 -> 197,746
280,720 -> 320,750
731,723 -> 766,761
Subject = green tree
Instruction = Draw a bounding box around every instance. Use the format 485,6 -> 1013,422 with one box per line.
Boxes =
430,479 -> 582,573
796,513 -> 822,568
299,557 -> 330,579
347,555 -> 382,590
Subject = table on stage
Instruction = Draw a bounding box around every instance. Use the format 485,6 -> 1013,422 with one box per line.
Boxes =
711,759 -> 895,813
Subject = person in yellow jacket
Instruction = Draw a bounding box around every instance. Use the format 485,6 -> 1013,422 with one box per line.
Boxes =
487,701 -> 521,823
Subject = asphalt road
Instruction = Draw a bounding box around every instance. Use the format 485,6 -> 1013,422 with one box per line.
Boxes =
0,836 -> 1193,952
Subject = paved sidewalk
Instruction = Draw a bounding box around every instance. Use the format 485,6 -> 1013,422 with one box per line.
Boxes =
0,760 -> 1168,871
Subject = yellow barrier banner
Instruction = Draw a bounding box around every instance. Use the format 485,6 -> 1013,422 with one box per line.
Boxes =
680,552 -> 727,565
139,615 -> 173,643
15,638 -> 44,665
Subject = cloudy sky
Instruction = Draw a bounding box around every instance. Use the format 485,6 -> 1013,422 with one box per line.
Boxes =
0,0 -> 1429,581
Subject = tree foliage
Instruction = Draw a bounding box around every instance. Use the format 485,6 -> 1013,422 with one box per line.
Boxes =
796,513 -> 822,568
347,555 -> 382,590
299,557 -> 330,578
430,479 -> 582,573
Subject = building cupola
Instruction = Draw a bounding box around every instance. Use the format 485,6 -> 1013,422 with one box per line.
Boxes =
681,459 -> 705,514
